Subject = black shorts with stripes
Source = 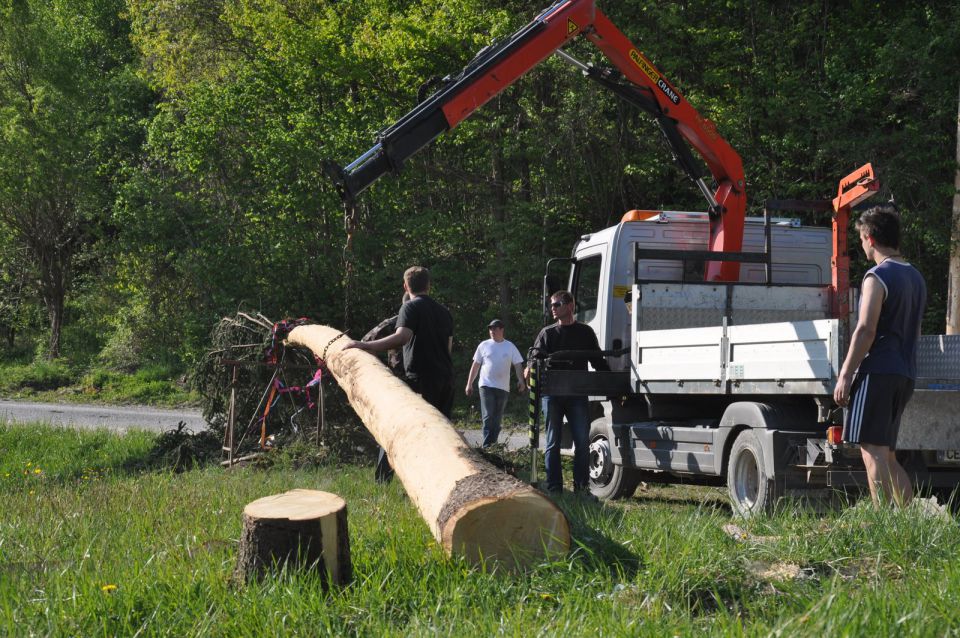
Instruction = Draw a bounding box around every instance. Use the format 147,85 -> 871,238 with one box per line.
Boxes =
843,373 -> 914,448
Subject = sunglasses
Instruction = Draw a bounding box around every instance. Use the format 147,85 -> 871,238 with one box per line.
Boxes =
550,300 -> 568,308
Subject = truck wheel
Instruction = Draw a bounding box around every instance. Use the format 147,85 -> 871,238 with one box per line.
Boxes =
588,421 -> 640,500
727,429 -> 781,517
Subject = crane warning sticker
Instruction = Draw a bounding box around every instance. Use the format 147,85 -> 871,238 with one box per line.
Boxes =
567,19 -> 578,36
629,49 -> 681,106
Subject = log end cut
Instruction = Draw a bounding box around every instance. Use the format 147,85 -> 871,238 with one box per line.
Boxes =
234,489 -> 352,586
440,488 -> 570,570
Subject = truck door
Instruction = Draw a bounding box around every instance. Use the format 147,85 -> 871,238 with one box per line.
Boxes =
570,247 -> 611,365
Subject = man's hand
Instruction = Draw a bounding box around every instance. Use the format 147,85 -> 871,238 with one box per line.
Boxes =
516,379 -> 527,393
833,372 -> 853,407
465,384 -> 473,396
341,340 -> 368,352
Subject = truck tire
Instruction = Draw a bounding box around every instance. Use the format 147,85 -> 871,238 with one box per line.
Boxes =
727,429 -> 781,517
588,421 -> 640,500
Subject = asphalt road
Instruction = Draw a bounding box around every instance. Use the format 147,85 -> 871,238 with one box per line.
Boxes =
0,400 -> 207,433
0,399 -> 536,449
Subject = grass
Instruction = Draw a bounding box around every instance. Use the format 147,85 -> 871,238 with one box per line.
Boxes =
3,423 -> 960,636
0,361 -> 197,407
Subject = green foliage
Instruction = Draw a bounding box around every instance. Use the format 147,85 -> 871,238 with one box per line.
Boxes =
0,423 -> 156,484
0,360 -> 73,392
77,365 -> 195,405
0,0 -> 153,358
138,421 -> 221,472
0,358 -> 195,404
1,0 -> 959,387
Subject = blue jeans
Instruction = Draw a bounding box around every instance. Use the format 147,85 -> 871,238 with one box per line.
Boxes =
479,386 -> 509,447
543,395 -> 590,492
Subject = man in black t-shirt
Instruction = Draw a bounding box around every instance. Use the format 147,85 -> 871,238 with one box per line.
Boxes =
344,266 -> 454,482
526,290 -> 608,497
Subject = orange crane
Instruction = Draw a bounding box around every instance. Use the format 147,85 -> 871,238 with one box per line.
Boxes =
327,0 -> 746,281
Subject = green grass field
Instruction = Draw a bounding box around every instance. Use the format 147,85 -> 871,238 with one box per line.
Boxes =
2,423 -> 959,637
0,359 -> 197,407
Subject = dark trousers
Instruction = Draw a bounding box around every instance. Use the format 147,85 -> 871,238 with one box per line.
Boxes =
479,386 -> 509,447
543,395 -> 590,492
376,374 -> 455,483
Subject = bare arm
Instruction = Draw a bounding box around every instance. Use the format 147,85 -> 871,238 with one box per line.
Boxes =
514,362 -> 527,392
465,361 -> 481,396
343,327 -> 413,353
834,275 -> 884,406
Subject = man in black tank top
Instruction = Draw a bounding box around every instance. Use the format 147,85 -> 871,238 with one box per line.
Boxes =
834,204 -> 926,508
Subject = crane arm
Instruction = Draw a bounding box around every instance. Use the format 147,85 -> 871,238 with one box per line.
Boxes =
326,0 -> 747,280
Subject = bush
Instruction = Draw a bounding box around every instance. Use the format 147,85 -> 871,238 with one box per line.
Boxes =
123,379 -> 179,404
137,422 -> 221,472
0,360 -> 74,392
77,365 -> 195,406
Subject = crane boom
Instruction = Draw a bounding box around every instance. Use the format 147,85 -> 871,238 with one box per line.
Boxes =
326,0 -> 747,281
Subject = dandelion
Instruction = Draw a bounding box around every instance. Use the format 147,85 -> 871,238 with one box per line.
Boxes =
34,468 -> 42,475
101,584 -> 118,593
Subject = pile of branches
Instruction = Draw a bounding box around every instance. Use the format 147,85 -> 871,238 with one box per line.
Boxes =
192,311 -> 374,462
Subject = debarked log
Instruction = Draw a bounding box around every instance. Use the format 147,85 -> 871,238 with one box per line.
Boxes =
287,324 -> 570,569
234,489 -> 351,585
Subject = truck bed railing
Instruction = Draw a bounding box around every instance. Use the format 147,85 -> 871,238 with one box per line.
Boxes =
631,318 -> 840,396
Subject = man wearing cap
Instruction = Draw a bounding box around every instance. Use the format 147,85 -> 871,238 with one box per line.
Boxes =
465,319 -> 526,447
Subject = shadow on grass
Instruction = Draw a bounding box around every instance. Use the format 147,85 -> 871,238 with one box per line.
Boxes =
628,483 -> 733,515
475,444 -> 642,578
557,496 -> 643,578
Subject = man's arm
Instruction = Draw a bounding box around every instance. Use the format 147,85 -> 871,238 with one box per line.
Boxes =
465,361 -> 481,396
834,275 -> 884,406
585,326 -> 611,372
513,362 -> 527,392
343,326 -> 413,353
524,329 -> 548,381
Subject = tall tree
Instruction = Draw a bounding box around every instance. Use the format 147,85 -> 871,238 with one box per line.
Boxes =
0,0 -> 148,358
949,83 -> 960,334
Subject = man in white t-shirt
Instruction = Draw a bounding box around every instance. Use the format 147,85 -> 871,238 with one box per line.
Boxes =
465,319 -> 526,447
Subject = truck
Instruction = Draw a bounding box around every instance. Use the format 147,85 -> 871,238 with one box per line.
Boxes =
326,0 -> 960,515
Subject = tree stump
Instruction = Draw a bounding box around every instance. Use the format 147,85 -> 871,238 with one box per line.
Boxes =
234,489 -> 351,585
287,324 -> 570,570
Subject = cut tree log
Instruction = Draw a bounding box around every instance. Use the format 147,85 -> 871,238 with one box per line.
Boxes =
287,324 -> 570,569
234,489 -> 351,585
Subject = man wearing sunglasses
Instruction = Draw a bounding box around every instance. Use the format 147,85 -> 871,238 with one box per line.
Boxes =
526,290 -> 609,497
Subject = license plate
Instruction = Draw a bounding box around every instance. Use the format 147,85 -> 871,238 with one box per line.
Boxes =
936,449 -> 960,464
